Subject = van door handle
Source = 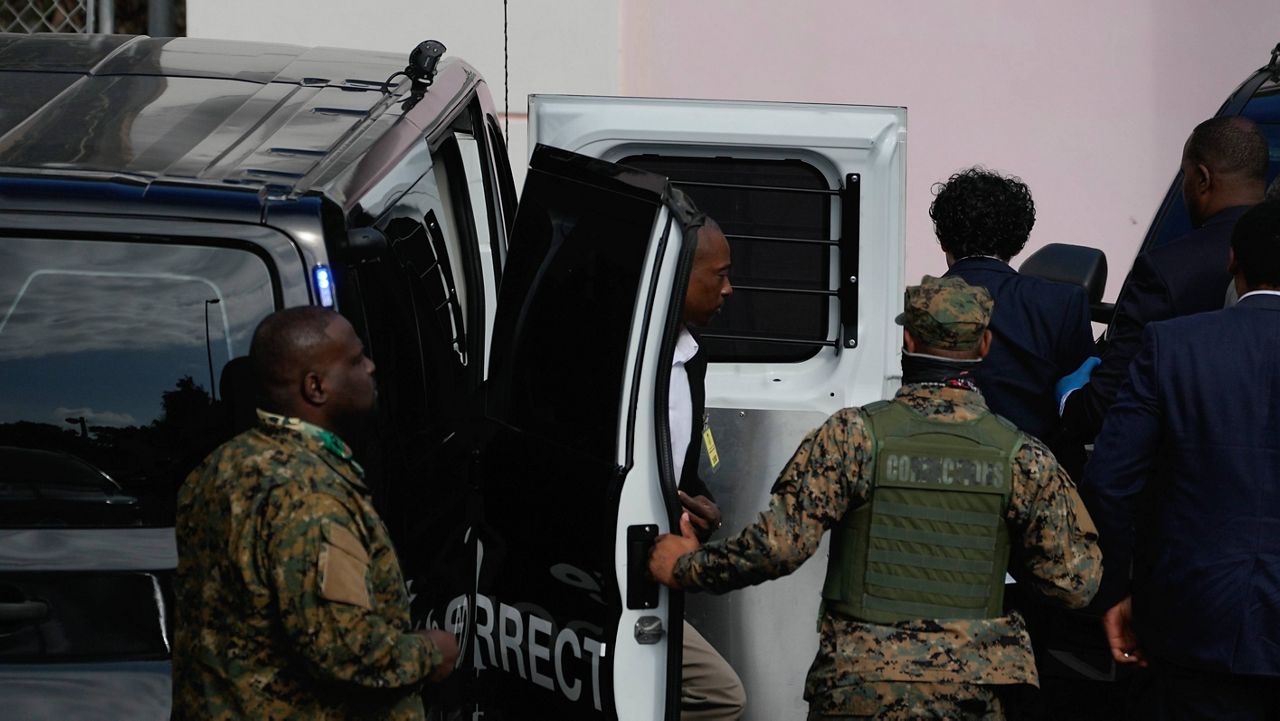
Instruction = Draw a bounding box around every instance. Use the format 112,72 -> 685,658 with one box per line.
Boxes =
634,615 -> 665,644
626,524 -> 659,610
0,599 -> 49,624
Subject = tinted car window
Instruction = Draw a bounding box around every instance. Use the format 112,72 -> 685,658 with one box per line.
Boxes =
620,155 -> 834,363
341,162 -> 473,550
487,166 -> 659,462
1242,95 -> 1280,191
0,570 -> 172,660
1148,92 -> 1280,251
0,237 -> 276,528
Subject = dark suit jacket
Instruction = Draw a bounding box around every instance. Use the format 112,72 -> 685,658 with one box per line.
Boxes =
678,346 -> 714,501
1081,293 -> 1280,676
945,257 -> 1093,474
1061,206 -> 1249,439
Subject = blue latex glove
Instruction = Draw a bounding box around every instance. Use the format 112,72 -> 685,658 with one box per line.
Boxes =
1056,356 -> 1101,407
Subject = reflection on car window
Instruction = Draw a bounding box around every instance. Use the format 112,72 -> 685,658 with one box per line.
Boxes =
0,238 -> 275,528
488,170 -> 658,462
1241,86 -> 1280,191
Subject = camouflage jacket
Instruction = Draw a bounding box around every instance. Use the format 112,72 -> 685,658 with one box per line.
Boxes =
174,412 -> 445,720
673,384 -> 1101,714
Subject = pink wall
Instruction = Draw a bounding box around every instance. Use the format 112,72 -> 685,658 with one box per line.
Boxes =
621,0 -> 1280,300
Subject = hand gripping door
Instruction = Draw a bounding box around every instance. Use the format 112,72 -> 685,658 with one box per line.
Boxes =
476,145 -> 689,720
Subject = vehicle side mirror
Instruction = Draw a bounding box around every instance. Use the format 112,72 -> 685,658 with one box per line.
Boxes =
1019,243 -> 1114,324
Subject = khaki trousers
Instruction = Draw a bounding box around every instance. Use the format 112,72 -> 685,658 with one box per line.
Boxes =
681,620 -> 746,721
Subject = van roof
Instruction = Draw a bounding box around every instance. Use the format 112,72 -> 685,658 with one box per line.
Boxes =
0,33 -> 472,204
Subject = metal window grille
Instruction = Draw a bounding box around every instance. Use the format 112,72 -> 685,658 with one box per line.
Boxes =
671,178 -> 860,353
620,154 -> 862,362
1,0 -> 95,33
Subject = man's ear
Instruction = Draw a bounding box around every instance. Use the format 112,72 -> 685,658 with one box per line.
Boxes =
1192,162 -> 1213,195
903,329 -> 917,354
977,329 -> 993,359
301,370 -> 327,406
1228,246 -> 1239,276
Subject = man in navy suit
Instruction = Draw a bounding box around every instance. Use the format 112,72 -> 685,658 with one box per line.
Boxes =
1082,200 -> 1280,720
1059,117 -> 1268,440
936,167 -> 1094,477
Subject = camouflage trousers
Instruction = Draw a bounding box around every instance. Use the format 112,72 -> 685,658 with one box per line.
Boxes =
807,681 -> 1005,721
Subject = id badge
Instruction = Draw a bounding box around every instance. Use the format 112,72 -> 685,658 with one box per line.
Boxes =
702,413 -> 720,471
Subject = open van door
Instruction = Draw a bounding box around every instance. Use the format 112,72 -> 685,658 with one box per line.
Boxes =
470,146 -> 699,720
530,97 -> 906,721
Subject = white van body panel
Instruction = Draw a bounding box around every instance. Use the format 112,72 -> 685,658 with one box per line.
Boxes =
531,96 -> 906,721
530,94 -> 906,413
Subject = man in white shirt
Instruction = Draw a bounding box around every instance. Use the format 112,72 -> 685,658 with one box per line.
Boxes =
668,217 -> 744,721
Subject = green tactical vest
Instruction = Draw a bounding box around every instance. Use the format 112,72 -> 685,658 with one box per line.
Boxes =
821,399 -> 1021,625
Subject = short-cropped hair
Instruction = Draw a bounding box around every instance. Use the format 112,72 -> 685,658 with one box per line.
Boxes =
1186,116 -> 1269,182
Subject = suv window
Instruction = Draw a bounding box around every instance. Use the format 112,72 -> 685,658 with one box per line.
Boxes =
486,118 -> 519,246
339,130 -> 490,585
456,124 -> 504,359
0,237 -> 276,528
352,142 -> 472,429
620,155 -> 836,363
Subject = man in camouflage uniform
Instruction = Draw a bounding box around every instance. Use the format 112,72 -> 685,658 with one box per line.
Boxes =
174,307 -> 458,720
650,276 -> 1102,720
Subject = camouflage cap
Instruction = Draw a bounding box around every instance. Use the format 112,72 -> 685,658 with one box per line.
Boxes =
896,275 -> 993,351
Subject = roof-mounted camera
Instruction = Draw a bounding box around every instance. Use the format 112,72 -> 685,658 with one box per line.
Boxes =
384,39 -> 447,107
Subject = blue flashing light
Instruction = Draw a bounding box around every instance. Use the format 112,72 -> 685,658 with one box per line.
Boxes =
314,265 -> 335,307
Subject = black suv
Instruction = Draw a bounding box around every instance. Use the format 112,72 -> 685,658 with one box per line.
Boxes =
0,32 -> 517,719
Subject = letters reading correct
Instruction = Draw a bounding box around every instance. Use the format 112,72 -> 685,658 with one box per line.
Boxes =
473,594 -> 497,670
584,637 -> 606,712
499,603 -> 526,678
461,594 -> 604,711
555,626 -> 582,701
527,614 -> 555,691
885,454 -> 1003,487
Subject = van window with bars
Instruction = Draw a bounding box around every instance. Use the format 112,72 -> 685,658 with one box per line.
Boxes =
0,237 -> 276,528
620,155 -> 836,363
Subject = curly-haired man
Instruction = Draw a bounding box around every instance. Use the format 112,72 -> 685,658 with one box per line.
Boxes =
933,167 -> 1094,479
